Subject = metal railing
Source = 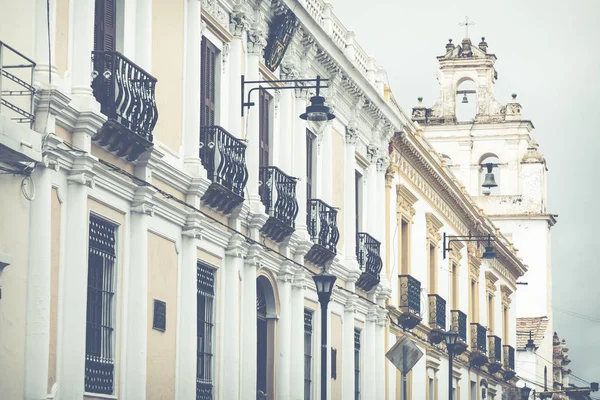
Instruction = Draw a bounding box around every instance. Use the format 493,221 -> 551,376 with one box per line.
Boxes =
503,345 -> 515,371
199,126 -> 248,197
428,294 -> 446,330
91,51 -> 158,142
259,166 -> 299,229
471,323 -> 487,354
307,199 -> 340,253
356,232 -> 382,291
488,335 -> 502,364
451,310 -> 467,342
0,41 -> 35,126
399,275 -> 421,315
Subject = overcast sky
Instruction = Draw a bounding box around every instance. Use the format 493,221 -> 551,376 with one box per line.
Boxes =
333,0 -> 600,384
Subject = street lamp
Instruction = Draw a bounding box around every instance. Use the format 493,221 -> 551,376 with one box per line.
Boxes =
241,74 -> 335,131
444,329 -> 459,400
520,385 -> 532,400
313,271 -> 337,400
442,233 -> 497,260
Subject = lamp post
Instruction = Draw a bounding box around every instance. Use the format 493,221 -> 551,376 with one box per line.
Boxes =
520,385 -> 532,400
313,271 -> 337,400
444,330 -> 459,400
442,233 -> 497,260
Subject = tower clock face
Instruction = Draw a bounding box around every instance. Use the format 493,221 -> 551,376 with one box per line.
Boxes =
264,12 -> 297,72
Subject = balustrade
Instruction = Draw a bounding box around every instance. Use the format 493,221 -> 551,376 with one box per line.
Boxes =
259,166 -> 299,242
355,232 -> 382,291
488,335 -> 502,373
469,323 -> 488,367
306,199 -> 340,266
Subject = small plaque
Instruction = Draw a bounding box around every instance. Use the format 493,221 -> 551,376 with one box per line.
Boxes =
153,299 -> 166,332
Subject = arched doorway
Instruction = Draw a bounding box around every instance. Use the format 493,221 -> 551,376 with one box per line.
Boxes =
256,275 -> 277,399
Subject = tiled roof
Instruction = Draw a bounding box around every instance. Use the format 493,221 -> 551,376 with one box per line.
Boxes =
517,316 -> 549,349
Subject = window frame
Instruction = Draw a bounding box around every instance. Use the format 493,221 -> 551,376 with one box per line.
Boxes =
196,261 -> 217,400
304,308 -> 314,400
354,328 -> 361,400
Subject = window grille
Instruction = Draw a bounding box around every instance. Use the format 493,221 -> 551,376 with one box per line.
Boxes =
304,309 -> 313,400
354,329 -> 361,400
197,262 -> 215,400
85,215 -> 116,394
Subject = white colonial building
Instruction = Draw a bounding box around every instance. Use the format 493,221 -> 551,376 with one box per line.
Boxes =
0,1 -> 529,400
412,36 -> 556,394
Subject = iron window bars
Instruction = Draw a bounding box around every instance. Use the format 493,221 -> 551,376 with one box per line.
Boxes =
304,309 -> 313,400
0,41 -> 36,126
354,329 -> 361,400
85,215 -> 116,394
471,323 -> 488,354
451,310 -> 468,342
428,294 -> 447,330
197,262 -> 215,400
399,275 -> 422,316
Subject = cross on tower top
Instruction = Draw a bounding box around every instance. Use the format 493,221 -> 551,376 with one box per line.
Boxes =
459,16 -> 475,38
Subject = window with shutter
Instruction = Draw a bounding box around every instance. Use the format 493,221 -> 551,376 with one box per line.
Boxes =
94,0 -> 117,52
201,37 -> 218,127
259,89 -> 271,168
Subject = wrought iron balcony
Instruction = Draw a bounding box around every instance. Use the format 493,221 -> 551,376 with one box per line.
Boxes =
487,335 -> 502,373
91,51 -> 158,161
397,275 -> 422,330
355,232 -> 382,292
503,345 -> 516,380
306,199 -> 340,266
428,294 -> 446,344
469,323 -> 488,367
199,126 -> 248,213
450,310 -> 468,355
259,166 -> 299,242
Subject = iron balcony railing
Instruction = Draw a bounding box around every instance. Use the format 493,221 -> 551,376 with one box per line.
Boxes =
471,323 -> 487,354
0,41 -> 35,126
307,199 -> 340,253
488,335 -> 502,364
398,275 -> 421,315
451,310 -> 467,342
259,166 -> 299,229
428,294 -> 446,330
503,345 -> 515,371
199,126 -> 248,197
91,51 -> 158,142
355,232 -> 382,291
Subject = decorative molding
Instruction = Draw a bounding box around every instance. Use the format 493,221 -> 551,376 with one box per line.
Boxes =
425,212 -> 444,243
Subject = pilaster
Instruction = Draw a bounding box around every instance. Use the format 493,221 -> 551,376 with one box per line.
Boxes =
344,122 -> 359,269
240,242 -> 260,400
290,265 -> 307,400
275,263 -> 295,399
342,294 -> 358,399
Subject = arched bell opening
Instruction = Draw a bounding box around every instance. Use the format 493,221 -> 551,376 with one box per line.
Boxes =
478,154 -> 501,196
456,79 -> 477,122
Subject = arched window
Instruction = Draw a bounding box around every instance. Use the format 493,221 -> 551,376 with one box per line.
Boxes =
479,154 -> 500,195
456,79 -> 477,122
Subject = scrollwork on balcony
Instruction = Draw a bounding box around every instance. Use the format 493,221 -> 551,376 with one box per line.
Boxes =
355,232 -> 382,292
503,345 -> 516,381
259,166 -> 299,242
305,199 -> 340,266
450,310 -> 468,355
397,275 -> 422,330
199,126 -> 248,213
427,294 -> 446,344
469,323 -> 488,367
91,51 -> 158,161
488,335 -> 502,373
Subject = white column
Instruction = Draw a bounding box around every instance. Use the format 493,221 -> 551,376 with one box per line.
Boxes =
57,158 -> 95,399
365,148 -> 378,235
135,0 -> 152,70
34,0 -> 58,85
123,185 -> 154,398
319,124 -> 333,204
276,265 -> 294,399
244,29 -> 267,211
344,126 -> 358,267
375,312 -> 387,399
69,0 -> 97,107
240,243 -> 260,400
278,90 -> 294,174
363,307 -> 378,399
176,230 -> 201,398
182,0 -> 203,175
228,22 -> 245,137
342,295 -> 357,399
293,91 -> 309,235
290,267 -> 306,400
220,235 -> 245,399
23,166 -> 52,399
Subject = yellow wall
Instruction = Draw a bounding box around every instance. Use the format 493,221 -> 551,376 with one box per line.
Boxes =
48,188 -> 61,392
55,0 -> 69,76
55,126 -> 72,144
332,129 -> 345,249
146,232 -> 178,399
0,175 -> 30,399
331,313 -> 343,399
151,0 -> 184,153
0,0 -> 34,56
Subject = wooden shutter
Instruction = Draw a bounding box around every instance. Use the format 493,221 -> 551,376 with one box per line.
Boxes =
306,129 -> 315,200
259,89 -> 271,168
201,37 -> 217,127
355,171 -> 361,234
94,0 -> 117,52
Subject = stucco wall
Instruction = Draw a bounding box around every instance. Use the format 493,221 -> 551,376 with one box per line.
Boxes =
48,188 -> 61,392
146,232 -> 178,399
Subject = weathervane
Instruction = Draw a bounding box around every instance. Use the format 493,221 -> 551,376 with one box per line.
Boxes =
459,16 -> 475,38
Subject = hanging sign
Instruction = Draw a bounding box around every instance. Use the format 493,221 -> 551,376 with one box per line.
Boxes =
264,12 -> 297,72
